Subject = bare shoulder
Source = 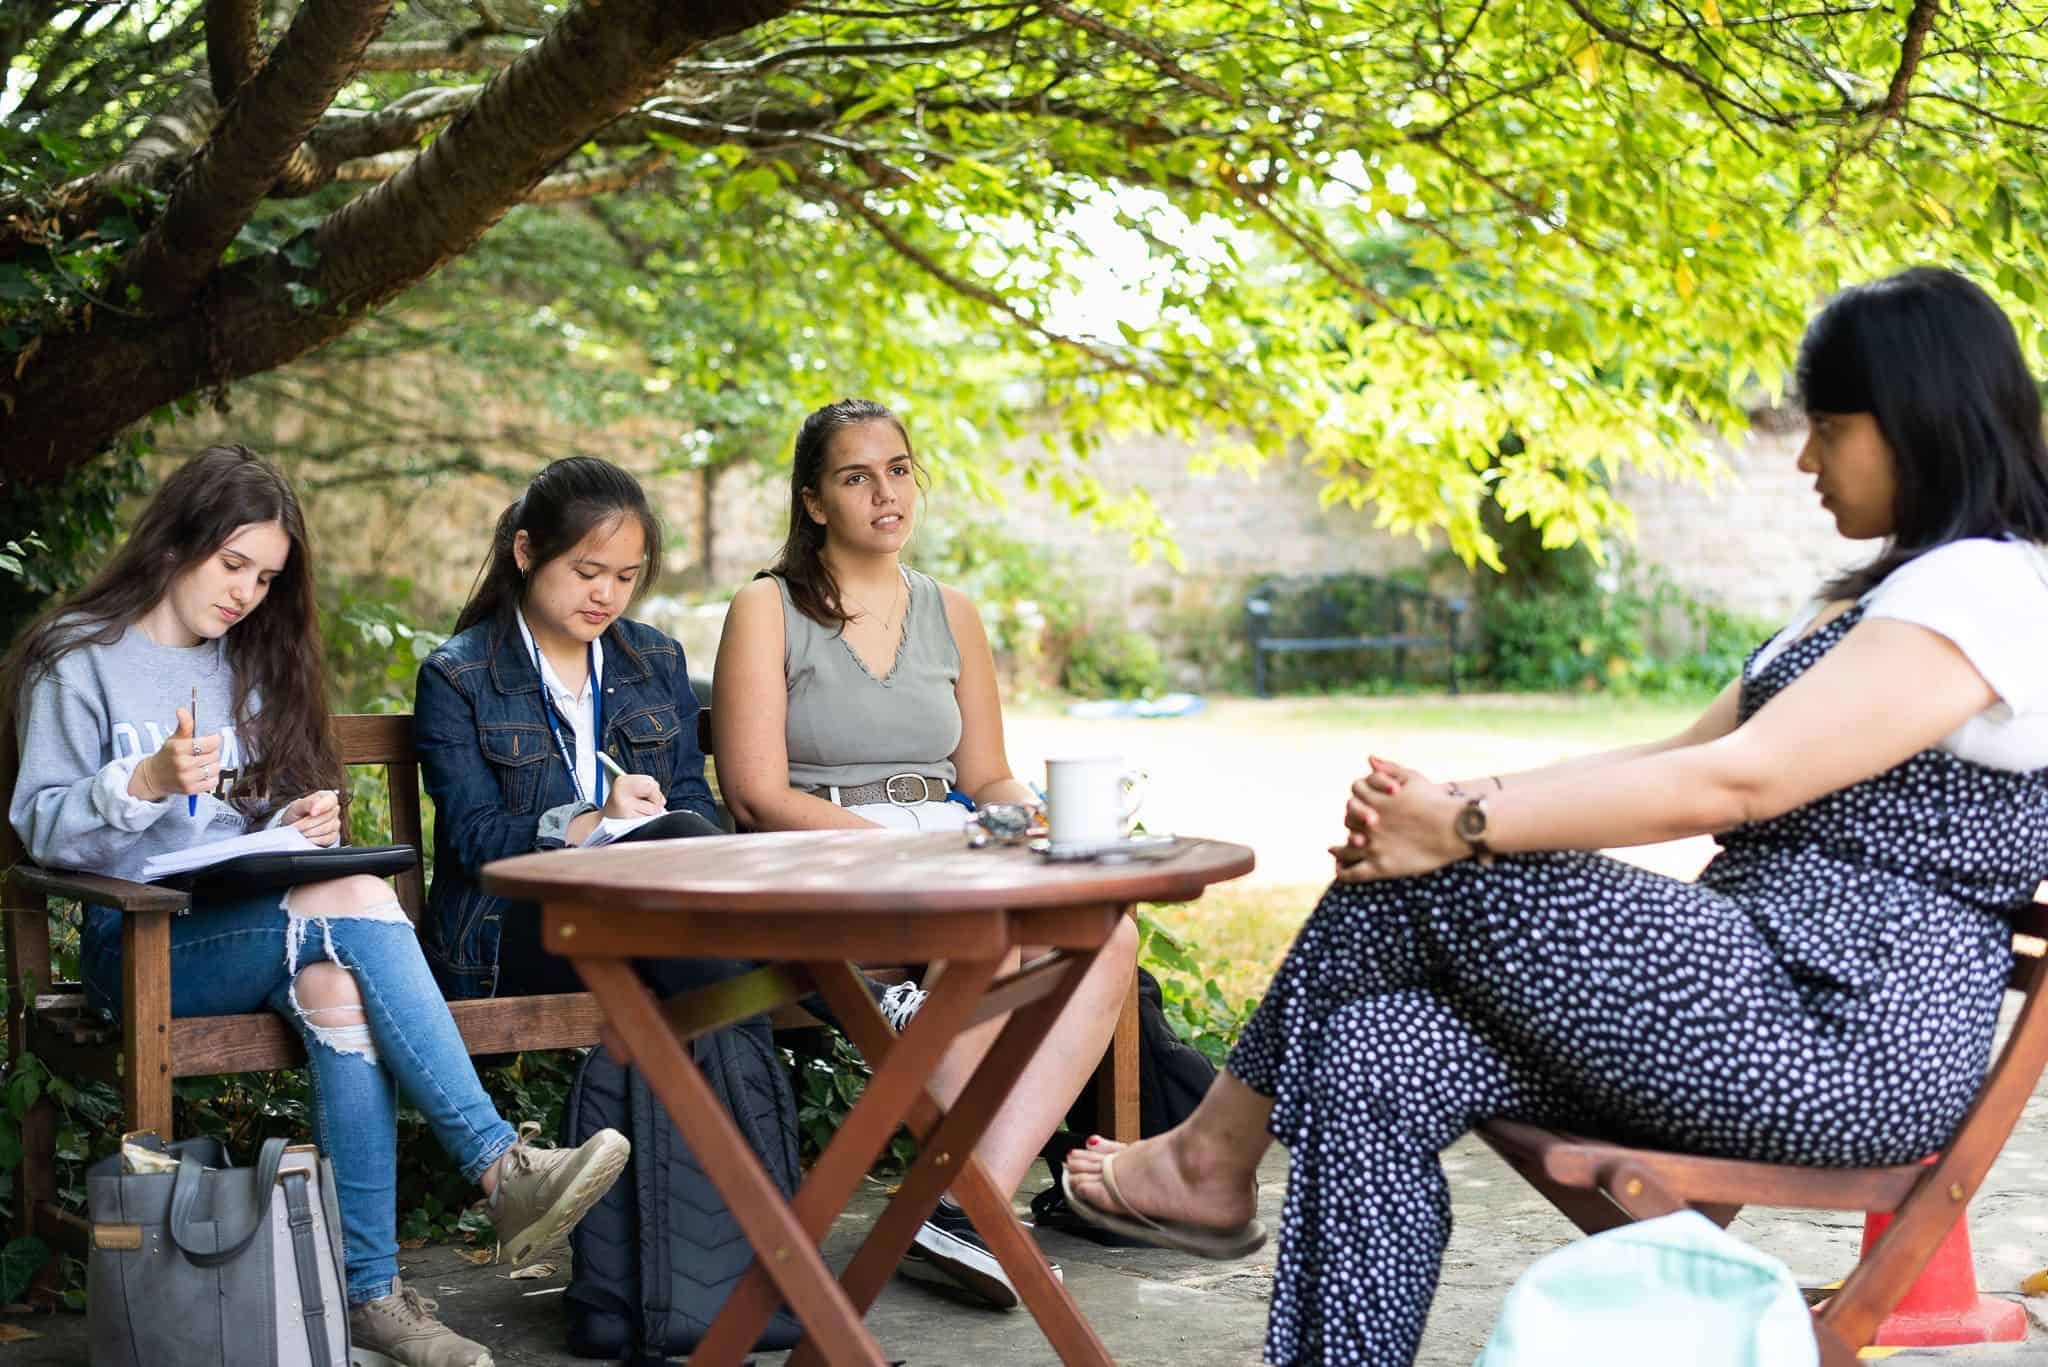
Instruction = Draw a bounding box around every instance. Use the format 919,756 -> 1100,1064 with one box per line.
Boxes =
727,577 -> 783,619
933,581 -> 979,616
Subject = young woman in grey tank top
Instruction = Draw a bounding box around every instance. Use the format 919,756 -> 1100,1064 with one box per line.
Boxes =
713,398 -> 1139,1310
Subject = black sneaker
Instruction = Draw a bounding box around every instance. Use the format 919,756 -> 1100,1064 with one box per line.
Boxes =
898,1200 -> 1061,1310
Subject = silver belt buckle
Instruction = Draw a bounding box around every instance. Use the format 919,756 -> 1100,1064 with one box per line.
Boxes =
885,773 -> 933,805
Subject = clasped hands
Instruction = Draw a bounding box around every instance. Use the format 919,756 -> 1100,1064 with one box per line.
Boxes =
1327,756 -> 1472,883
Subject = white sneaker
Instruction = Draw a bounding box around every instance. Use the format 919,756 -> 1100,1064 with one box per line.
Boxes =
879,980 -> 928,1031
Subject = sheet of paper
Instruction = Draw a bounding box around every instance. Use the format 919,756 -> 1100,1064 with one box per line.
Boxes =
578,814 -> 662,848
139,825 -> 317,881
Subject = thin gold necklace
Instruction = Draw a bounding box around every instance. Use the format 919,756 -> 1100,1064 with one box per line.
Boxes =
841,571 -> 906,633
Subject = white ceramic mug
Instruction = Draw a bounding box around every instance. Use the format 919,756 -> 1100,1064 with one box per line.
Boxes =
1046,755 -> 1148,848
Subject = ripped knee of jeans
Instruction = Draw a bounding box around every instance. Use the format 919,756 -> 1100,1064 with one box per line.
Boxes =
289,969 -> 380,1065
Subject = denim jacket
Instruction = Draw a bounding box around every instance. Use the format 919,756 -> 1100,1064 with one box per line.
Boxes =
413,614 -> 714,998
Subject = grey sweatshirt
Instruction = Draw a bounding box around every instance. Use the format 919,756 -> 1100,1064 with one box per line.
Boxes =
10,623 -> 258,882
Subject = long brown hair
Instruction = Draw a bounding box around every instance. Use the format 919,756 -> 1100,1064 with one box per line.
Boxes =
454,457 -> 665,637
1,445 -> 342,816
768,398 -> 918,631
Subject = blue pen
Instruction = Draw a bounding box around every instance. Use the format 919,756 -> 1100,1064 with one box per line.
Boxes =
187,686 -> 198,816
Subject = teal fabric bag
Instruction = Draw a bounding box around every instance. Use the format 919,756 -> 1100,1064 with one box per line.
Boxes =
1476,1211 -> 1817,1367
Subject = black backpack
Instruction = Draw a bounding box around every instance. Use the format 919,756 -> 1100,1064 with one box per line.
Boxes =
560,1018 -> 804,1360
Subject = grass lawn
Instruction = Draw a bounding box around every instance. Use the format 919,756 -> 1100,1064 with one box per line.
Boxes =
1083,690 -> 1715,1012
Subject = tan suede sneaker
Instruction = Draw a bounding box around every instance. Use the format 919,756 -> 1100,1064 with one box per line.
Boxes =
349,1278 -> 492,1367
490,1120 -> 630,1265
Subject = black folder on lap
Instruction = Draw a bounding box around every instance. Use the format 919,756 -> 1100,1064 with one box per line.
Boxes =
181,843 -> 420,899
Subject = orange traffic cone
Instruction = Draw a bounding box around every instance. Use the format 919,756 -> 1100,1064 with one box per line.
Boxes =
1857,1205 -> 2026,1346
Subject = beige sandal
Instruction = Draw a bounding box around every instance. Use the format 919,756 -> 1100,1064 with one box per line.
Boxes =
1061,1151 -> 1268,1260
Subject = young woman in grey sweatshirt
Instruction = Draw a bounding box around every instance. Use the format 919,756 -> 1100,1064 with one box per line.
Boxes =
4,446 -> 628,1367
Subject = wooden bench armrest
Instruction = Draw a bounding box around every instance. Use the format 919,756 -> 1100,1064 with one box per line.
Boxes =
12,864 -> 190,913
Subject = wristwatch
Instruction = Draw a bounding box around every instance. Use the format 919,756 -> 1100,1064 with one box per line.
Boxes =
1454,795 -> 1494,863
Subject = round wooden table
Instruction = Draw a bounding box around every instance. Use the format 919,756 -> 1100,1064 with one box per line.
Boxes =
483,829 -> 1255,1367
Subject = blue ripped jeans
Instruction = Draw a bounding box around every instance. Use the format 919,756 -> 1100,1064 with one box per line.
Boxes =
83,892 -> 520,1304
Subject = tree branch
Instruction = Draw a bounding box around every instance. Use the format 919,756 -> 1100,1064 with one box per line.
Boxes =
274,84 -> 483,193
0,81 -> 217,263
308,0 -> 800,314
205,0 -> 264,101
355,33 -> 525,70
2,0 -> 808,481
1036,3 -> 1233,103
1558,0 -> 1794,128
1217,172 -> 1452,352
111,0 -> 399,316
673,17 -> 1029,76
1879,0 -> 1940,116
794,166 -> 1161,384
1843,0 -> 1941,161
524,150 -> 670,203
328,151 -> 415,183
336,145 -> 674,200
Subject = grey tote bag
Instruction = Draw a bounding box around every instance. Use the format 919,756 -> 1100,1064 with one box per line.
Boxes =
87,1134 -> 349,1367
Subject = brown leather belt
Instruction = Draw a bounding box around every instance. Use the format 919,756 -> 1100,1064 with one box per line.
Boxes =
805,773 -> 951,806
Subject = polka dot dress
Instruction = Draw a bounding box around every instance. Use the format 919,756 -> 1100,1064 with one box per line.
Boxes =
1228,606 -> 2048,1366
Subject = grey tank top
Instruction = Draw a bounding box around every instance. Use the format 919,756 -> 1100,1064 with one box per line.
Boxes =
777,568 -> 964,790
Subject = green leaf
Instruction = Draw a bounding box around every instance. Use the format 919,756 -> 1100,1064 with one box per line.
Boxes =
7,1067 -> 41,1120
0,1238 -> 47,1303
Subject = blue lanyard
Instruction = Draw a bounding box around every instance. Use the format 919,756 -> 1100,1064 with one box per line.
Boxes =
532,638 -> 604,808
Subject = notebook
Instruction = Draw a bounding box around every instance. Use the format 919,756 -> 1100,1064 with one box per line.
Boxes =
140,826 -> 318,881
578,808 -> 724,848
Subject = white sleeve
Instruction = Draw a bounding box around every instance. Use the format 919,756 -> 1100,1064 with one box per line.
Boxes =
91,753 -> 173,831
1861,540 -> 2048,715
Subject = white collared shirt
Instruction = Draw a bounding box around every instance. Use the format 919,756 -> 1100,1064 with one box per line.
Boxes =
515,609 -> 605,805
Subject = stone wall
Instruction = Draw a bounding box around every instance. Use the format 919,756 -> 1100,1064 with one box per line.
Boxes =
689,420 -> 1853,629
180,377 -> 1851,671
1610,421 -> 1859,622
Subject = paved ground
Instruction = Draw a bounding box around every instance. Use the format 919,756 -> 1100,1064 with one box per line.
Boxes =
11,1076 -> 2048,1365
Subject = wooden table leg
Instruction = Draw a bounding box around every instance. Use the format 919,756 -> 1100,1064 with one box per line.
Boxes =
690,957 -> 1002,1364
797,944 -> 1115,1367
1096,951 -> 1141,1143
572,955 -> 888,1367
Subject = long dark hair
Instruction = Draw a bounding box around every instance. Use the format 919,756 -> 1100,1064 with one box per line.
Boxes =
1799,267 -> 2048,599
1,445 -> 341,815
768,398 -> 917,630
455,457 -> 664,637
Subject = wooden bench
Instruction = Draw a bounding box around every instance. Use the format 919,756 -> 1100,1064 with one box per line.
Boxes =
1475,900 -> 2048,1362
1243,572 -> 1467,697
3,712 -> 1142,1254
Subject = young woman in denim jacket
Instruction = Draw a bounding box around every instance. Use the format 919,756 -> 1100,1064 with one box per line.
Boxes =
414,457 -> 741,1003
4,446 -> 629,1367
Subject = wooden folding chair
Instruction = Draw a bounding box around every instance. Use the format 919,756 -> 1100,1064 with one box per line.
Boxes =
1476,899 -> 2048,1365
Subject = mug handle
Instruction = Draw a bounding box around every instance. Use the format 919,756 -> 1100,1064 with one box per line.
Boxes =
1118,770 -> 1149,833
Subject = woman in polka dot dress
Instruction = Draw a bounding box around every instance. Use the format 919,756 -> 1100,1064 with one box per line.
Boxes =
1064,266 -> 2048,1365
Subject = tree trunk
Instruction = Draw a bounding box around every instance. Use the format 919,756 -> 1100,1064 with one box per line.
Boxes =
1,0 -> 797,491
696,463 -> 716,589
